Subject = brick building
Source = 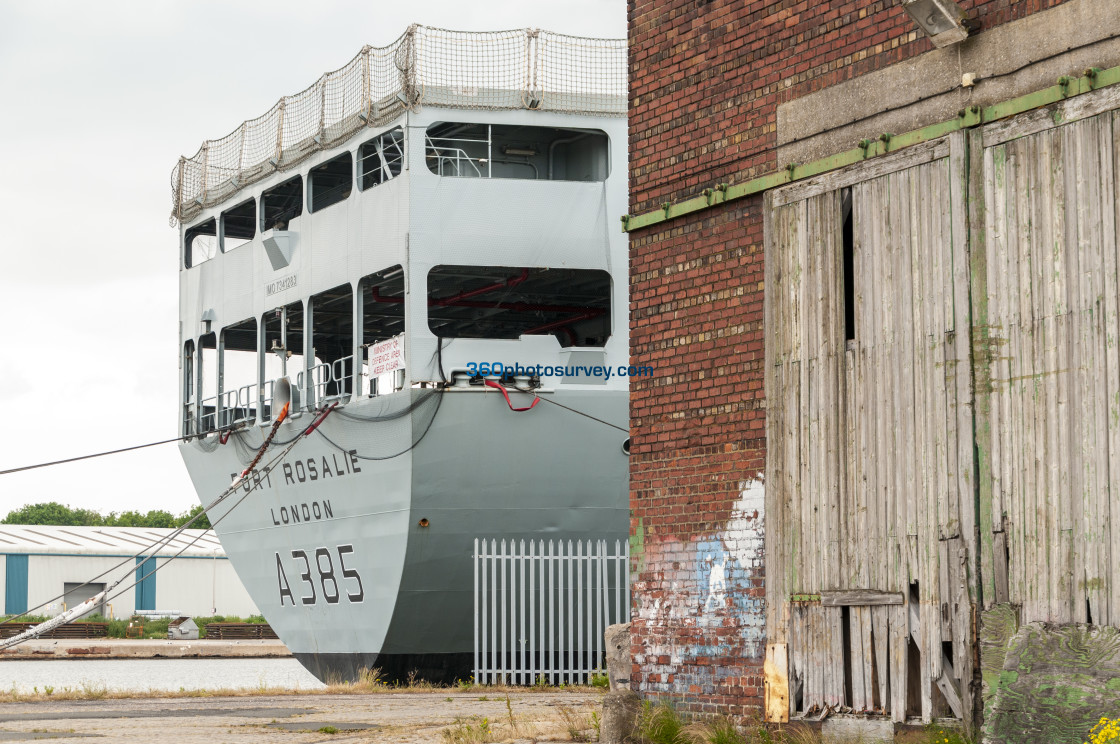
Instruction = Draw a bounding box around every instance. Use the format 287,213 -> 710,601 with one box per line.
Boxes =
626,0 -> 1120,732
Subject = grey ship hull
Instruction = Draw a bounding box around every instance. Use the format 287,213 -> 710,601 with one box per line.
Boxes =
179,387 -> 629,683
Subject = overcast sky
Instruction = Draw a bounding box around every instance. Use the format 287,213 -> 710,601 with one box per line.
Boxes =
0,1 -> 626,517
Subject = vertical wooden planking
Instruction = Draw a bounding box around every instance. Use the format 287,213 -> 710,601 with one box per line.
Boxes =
1051,125 -> 1075,624
1104,111 -> 1120,627
872,605 -> 891,711
992,142 -> 1026,610
889,603 -> 908,721
1014,132 -> 1041,623
979,131 -> 1004,611
953,541 -> 975,734
764,191 -> 788,643
1071,118 -> 1096,625
1065,122 -> 1087,625
949,132 -> 978,617
859,606 -> 875,710
855,179 -> 877,592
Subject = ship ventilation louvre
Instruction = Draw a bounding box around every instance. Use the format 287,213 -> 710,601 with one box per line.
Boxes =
170,25 -> 625,225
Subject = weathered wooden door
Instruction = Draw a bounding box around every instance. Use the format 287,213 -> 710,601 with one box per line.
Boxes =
764,133 -> 976,725
972,89 -> 1120,627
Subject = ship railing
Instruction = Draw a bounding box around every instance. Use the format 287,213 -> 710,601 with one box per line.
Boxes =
182,403 -> 197,437
473,538 -> 631,686
425,136 -> 484,178
172,27 -> 626,224
198,396 -> 219,434
304,358 -> 354,408
217,385 -> 257,429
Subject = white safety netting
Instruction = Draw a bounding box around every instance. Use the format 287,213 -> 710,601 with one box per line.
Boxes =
171,25 -> 626,225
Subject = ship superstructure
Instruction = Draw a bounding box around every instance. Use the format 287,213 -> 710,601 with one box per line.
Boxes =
174,26 -> 629,682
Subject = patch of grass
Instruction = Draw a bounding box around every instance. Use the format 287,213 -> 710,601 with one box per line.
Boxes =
77,681 -> 107,700
633,705 -> 827,744
687,717 -> 747,744
590,669 -> 610,689
441,716 -> 494,744
317,725 -> 339,734
638,701 -> 689,744
559,705 -> 601,742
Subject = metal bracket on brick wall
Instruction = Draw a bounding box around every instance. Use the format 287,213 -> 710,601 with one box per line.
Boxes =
620,62 -> 1120,232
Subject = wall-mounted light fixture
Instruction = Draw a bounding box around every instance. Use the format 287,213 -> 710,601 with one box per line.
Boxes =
902,0 -> 973,48
502,146 -> 539,157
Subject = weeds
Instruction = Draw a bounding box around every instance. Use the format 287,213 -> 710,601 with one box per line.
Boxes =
590,668 -> 610,689
317,726 -> 339,734
77,681 -> 107,700
559,705 -> 600,742
638,701 -> 689,744
914,723 -> 972,744
633,703 -> 826,744
441,716 -> 494,743
687,717 -> 747,744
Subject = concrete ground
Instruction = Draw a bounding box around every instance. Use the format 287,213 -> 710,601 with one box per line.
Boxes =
0,690 -> 605,743
0,639 -> 290,660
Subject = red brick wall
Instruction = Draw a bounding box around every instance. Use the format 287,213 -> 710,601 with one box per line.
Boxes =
628,199 -> 767,714
628,0 -> 1070,215
627,0 -> 1070,716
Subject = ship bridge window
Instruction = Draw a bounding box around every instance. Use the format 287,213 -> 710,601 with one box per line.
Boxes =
309,153 -> 353,213
310,284 -> 355,402
219,318 -> 259,428
426,265 -> 611,347
184,218 -> 217,269
221,199 -> 256,252
424,123 -> 608,181
361,266 -> 406,395
260,176 -> 303,232
359,128 -> 404,190
263,301 -> 305,419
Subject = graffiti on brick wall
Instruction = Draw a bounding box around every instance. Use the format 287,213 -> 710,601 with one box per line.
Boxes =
633,477 -> 766,699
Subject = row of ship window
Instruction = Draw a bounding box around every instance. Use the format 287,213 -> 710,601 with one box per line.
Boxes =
182,264 -> 613,431
183,123 -> 610,268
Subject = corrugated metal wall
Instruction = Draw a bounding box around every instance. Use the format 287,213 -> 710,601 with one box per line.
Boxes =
765,85 -> 1120,729
765,134 -> 976,724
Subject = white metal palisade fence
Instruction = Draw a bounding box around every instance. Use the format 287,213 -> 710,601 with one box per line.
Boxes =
473,538 -> 630,685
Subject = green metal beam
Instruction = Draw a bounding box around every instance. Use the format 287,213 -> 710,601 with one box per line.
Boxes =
622,63 -> 1120,233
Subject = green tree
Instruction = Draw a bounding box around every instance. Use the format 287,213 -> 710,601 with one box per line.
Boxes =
179,504 -> 212,529
106,510 -> 178,528
1,502 -> 104,526
1,502 -> 213,530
